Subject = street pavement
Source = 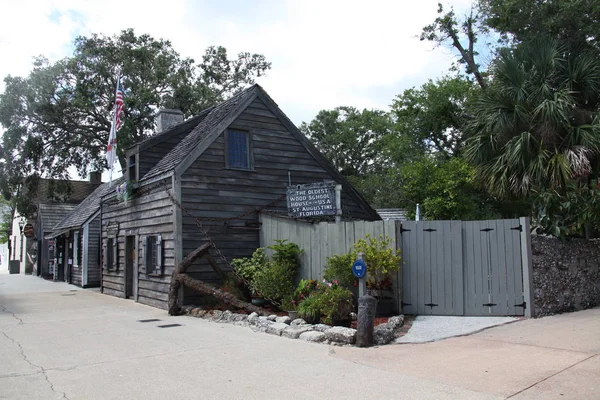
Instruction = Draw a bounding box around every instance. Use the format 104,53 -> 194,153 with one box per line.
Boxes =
0,274 -> 598,400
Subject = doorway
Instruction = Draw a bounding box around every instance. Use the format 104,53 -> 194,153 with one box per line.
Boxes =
125,236 -> 136,299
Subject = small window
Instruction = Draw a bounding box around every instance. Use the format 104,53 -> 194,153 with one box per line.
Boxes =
144,235 -> 162,276
226,130 -> 251,170
73,231 -> 79,267
105,238 -> 117,270
128,155 -> 137,182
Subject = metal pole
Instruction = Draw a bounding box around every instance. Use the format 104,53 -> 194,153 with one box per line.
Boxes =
335,184 -> 342,223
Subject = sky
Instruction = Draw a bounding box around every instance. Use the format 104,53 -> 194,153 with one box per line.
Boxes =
0,0 -> 473,179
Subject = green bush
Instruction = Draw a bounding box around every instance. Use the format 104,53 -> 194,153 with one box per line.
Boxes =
353,234 -> 401,290
297,294 -> 322,324
251,260 -> 296,303
295,280 -> 354,325
323,252 -> 357,288
231,248 -> 268,291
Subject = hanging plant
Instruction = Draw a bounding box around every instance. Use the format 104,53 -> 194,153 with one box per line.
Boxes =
116,181 -> 134,202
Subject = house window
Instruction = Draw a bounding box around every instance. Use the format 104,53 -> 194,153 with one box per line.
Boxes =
106,238 -> 117,270
128,155 -> 137,182
73,231 -> 79,267
145,235 -> 162,276
226,130 -> 251,170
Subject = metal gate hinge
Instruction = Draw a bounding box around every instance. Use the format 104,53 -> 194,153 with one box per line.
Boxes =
400,227 -> 411,234
510,225 -> 523,232
480,228 -> 494,232
423,228 -> 437,232
401,301 -> 412,307
514,302 -> 527,309
483,303 -> 497,307
425,303 -> 438,308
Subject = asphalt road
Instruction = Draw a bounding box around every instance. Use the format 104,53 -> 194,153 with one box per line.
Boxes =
1,273 -> 598,399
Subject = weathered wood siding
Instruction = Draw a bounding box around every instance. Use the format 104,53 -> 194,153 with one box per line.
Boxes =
69,229 -> 83,286
180,97 -> 375,304
138,130 -> 190,179
101,179 -> 175,309
87,215 -> 102,287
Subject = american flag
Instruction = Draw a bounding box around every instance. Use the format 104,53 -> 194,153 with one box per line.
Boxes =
106,75 -> 124,183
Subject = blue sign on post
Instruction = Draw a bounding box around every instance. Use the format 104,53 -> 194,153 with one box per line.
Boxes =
352,259 -> 367,279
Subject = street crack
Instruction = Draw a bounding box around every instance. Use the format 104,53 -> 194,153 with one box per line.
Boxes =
0,304 -> 24,325
0,330 -> 70,399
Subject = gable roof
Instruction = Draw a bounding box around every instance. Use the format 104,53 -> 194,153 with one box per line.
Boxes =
130,108 -> 212,154
139,84 -> 379,220
142,85 -> 259,181
38,203 -> 78,232
50,177 -> 125,235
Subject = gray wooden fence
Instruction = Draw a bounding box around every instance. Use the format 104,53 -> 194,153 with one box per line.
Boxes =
259,213 -> 533,317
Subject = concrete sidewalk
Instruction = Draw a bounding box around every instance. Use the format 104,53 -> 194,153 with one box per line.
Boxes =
1,274 -> 599,399
334,308 -> 600,399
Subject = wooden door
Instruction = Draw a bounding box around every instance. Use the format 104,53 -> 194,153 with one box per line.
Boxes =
125,236 -> 135,299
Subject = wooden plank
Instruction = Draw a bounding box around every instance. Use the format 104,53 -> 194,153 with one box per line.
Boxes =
442,222 -> 453,315
511,219 -> 525,315
431,222 -> 441,314
451,221 -> 464,315
488,220 -> 503,315
503,219 -> 518,316
495,219 -> 509,314
520,217 -> 534,318
463,221 -> 477,315
417,222 -> 427,315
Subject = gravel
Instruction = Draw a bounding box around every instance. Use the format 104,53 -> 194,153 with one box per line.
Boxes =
396,316 -> 519,343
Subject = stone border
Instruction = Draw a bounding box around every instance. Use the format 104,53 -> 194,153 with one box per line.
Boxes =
182,306 -> 404,346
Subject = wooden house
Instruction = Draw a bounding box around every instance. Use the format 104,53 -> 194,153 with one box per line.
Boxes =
48,181 -> 117,287
10,177 -> 100,276
100,85 -> 379,310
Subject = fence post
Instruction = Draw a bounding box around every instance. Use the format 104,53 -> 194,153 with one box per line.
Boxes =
335,184 -> 342,223
520,217 -> 534,318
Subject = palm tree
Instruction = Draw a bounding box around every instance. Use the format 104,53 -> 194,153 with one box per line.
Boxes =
465,38 -> 600,197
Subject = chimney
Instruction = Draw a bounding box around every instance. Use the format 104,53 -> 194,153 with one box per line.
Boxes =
89,171 -> 102,185
156,109 -> 184,133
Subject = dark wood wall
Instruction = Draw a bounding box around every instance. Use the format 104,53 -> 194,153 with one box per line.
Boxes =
180,97 -> 374,303
87,215 -> 101,287
101,179 -> 175,309
69,229 -> 83,286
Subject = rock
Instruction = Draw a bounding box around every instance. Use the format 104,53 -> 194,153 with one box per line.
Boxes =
247,312 -> 259,324
387,315 -> 404,329
290,318 -> 306,326
313,324 -> 331,332
267,314 -> 278,321
373,325 -> 395,345
196,309 -> 208,318
217,310 -> 233,322
230,313 -> 248,323
275,316 -> 292,325
350,312 -> 358,320
282,325 -> 314,339
266,322 -> 289,336
325,326 -> 357,345
250,318 -> 273,333
299,331 -> 327,342
208,310 -> 223,320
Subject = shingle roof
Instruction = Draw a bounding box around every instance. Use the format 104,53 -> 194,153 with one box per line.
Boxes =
51,177 -> 125,232
32,179 -> 100,205
376,209 -> 407,221
131,108 -> 212,154
142,85 -> 260,181
38,203 -> 78,232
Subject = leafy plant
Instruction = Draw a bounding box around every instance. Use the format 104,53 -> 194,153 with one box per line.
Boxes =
231,248 -> 269,293
323,252 -> 357,288
251,260 -> 296,303
352,234 -> 401,290
317,285 -> 354,325
267,239 -> 302,265
296,295 -> 322,324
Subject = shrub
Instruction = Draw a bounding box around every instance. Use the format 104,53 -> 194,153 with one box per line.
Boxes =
231,248 -> 268,290
251,259 -> 296,303
297,294 -> 322,324
323,252 -> 357,288
353,234 -> 401,290
295,279 -> 354,325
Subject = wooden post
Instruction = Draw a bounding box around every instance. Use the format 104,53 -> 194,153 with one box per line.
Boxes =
520,217 -> 534,318
356,252 -> 367,298
335,184 -> 342,223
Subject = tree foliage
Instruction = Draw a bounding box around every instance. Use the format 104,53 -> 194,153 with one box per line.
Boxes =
478,0 -> 600,50
465,38 -> 600,198
300,107 -> 393,177
0,29 -> 271,178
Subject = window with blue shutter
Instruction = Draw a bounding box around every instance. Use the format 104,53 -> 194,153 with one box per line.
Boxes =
226,130 -> 251,169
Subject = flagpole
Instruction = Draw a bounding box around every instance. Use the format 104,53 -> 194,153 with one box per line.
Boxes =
108,73 -> 121,187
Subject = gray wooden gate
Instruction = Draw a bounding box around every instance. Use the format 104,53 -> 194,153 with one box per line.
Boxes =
401,218 -> 527,316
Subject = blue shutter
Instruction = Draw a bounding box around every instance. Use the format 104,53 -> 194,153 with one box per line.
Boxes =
227,130 -> 249,169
